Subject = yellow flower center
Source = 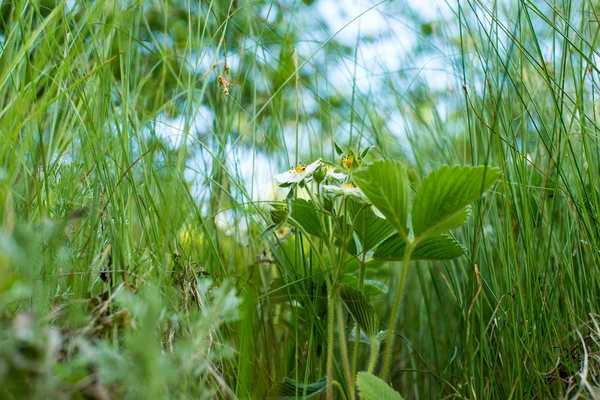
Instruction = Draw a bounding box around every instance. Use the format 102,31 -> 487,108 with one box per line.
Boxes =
277,226 -> 290,236
342,183 -> 356,189
344,155 -> 354,169
294,164 -> 307,173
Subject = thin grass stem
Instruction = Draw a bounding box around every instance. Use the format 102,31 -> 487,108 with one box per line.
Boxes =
381,243 -> 413,380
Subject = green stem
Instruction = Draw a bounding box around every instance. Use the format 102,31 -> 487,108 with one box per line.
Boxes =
326,194 -> 351,398
291,212 -> 335,397
326,290 -> 336,400
367,339 -> 380,374
324,238 -> 338,400
333,381 -> 349,400
333,196 -> 350,285
351,327 -> 361,379
337,290 -> 355,400
381,243 -> 413,380
351,258 -> 367,378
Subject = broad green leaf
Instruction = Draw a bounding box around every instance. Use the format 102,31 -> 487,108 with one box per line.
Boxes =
372,233 -> 406,260
412,165 -> 500,239
373,233 -> 465,260
412,235 -> 466,259
375,330 -> 388,343
354,161 -> 411,239
267,377 -> 327,400
349,326 -> 388,344
356,372 -> 404,400
348,197 -> 395,253
290,199 -> 322,238
363,279 -> 389,295
334,234 -> 358,255
340,285 -> 380,340
349,325 -> 371,344
342,274 -> 389,296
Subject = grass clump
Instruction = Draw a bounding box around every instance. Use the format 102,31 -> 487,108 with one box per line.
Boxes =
1,0 -> 600,399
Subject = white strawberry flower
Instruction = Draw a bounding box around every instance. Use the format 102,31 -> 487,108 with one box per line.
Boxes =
322,183 -> 386,219
324,165 -> 347,181
274,159 -> 322,184
322,182 -> 363,198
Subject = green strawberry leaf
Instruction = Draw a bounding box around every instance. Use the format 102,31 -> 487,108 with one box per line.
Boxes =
340,285 -> 380,340
357,372 -> 404,400
353,161 -> 411,241
289,199 -> 323,238
412,165 -> 500,239
373,233 -> 465,261
267,377 -> 327,400
348,197 -> 395,253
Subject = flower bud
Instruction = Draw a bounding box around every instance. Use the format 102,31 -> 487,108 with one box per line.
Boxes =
340,150 -> 362,171
313,165 -> 326,184
269,204 -> 289,225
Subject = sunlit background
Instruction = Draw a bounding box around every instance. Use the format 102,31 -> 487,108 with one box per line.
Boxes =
153,0 -> 462,206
